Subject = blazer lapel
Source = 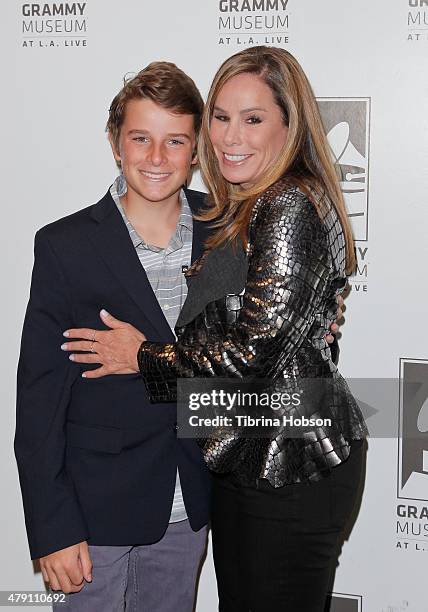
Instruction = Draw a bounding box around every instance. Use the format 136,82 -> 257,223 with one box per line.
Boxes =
175,240 -> 248,328
190,217 -> 210,264
88,191 -> 175,341
184,188 -> 212,264
177,189 -> 248,329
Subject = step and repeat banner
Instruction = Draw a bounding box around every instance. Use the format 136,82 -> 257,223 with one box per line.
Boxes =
2,1 -> 427,610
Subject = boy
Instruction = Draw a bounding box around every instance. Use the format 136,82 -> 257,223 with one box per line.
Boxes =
15,62 -> 211,611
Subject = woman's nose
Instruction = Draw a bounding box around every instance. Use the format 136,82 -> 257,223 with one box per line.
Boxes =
223,120 -> 242,147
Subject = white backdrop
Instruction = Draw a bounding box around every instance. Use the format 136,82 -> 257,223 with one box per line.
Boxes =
2,1 -> 428,610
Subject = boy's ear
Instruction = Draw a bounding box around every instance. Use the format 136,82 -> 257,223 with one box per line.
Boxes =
186,152 -> 198,188
190,134 -> 198,166
108,132 -> 121,165
191,141 -> 198,166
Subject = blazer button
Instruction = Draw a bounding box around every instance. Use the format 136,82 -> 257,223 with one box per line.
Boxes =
174,422 -> 179,431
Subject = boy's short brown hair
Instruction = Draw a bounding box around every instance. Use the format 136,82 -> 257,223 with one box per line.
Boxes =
107,61 -> 204,152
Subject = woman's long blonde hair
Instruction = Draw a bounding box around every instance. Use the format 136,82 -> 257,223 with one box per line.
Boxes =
198,46 -> 356,274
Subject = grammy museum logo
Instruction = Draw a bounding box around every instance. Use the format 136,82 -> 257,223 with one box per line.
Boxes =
407,0 -> 428,42
318,98 -> 371,295
396,359 -> 428,553
217,0 -> 291,47
21,2 -> 88,48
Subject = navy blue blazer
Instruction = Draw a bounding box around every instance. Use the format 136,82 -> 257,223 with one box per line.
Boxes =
15,187 -> 212,560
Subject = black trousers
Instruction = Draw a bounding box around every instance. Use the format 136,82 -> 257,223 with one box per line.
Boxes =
211,441 -> 364,612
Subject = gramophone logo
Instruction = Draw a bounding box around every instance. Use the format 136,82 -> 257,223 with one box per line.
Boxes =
317,98 -> 371,242
327,592 -> 362,612
398,359 -> 428,501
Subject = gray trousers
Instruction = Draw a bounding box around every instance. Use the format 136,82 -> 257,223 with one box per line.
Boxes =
54,520 -> 208,612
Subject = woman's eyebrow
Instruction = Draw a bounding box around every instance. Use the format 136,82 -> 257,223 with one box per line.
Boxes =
213,105 -> 267,114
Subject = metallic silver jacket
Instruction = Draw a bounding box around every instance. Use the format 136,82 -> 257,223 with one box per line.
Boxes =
138,181 -> 368,486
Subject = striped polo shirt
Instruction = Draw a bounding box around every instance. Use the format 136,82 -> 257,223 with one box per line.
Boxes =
110,174 -> 192,523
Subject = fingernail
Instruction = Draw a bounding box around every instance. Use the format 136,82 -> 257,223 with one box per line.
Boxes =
87,574 -> 92,582
69,355 -> 75,361
100,309 -> 109,317
81,373 -> 86,378
61,344 -> 67,350
63,331 -> 69,337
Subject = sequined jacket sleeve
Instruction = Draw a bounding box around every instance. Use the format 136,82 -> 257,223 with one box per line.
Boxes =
138,186 -> 333,402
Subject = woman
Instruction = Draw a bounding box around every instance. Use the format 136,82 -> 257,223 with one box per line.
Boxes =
63,47 -> 367,610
